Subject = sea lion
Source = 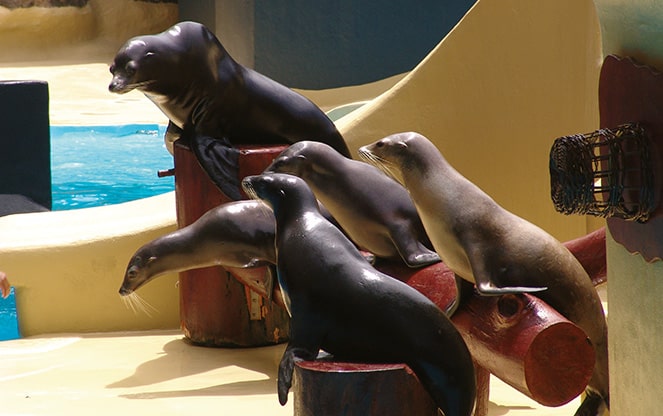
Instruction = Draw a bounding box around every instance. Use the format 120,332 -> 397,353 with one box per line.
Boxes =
359,132 -> 609,415
119,200 -> 278,300
241,173 -> 476,416
118,198 -> 343,305
109,21 -> 350,200
263,141 -> 439,267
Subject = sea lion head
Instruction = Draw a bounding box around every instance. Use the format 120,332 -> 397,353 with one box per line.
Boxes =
119,250 -> 159,296
263,141 -> 342,178
358,132 -> 425,185
242,173 -> 316,214
109,21 -> 226,96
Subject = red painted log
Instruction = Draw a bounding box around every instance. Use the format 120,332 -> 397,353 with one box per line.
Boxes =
294,252 -> 598,415
564,227 -> 606,286
293,360 -> 438,416
376,260 -> 595,408
173,142 -> 289,347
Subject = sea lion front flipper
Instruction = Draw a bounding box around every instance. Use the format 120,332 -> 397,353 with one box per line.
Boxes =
277,343 -> 319,405
445,274 -> 475,317
387,221 -> 440,267
190,134 -> 243,200
164,121 -> 183,154
464,239 -> 548,296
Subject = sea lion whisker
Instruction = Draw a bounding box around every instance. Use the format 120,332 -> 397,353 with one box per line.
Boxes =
120,294 -> 137,314
128,80 -> 156,90
242,181 -> 258,201
123,292 -> 158,317
360,151 -> 400,182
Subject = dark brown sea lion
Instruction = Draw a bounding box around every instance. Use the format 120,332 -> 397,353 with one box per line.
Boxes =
263,141 -> 439,267
241,173 -> 476,416
109,21 -> 350,199
359,131 -> 609,416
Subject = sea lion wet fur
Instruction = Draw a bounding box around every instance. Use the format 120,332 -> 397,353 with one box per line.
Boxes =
109,21 -> 350,199
264,141 -> 439,267
359,131 -> 609,415
242,173 -> 476,416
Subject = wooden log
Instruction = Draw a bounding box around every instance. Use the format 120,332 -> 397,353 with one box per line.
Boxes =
293,360 -> 438,416
173,142 -> 290,347
564,227 -> 606,286
293,245 -> 599,415
376,260 -> 596,407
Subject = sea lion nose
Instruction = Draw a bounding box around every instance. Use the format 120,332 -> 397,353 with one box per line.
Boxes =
108,77 -> 128,94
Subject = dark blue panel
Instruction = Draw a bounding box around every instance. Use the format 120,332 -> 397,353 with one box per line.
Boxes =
254,0 -> 475,89
0,81 -> 51,210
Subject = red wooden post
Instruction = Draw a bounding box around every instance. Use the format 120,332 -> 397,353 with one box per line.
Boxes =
293,361 -> 438,416
474,364 -> 491,416
173,142 -> 290,347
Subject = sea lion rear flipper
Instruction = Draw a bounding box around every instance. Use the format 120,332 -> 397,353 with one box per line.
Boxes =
277,343 -> 318,405
573,390 -> 607,416
190,134 -> 243,200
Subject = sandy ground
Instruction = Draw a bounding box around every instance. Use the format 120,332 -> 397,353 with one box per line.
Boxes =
0,330 -> 583,416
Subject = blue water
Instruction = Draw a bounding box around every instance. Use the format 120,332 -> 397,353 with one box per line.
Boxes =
0,288 -> 20,341
0,126 -> 176,340
51,124 -> 175,210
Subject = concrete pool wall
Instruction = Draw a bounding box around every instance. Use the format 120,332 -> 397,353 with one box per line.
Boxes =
0,0 -> 604,337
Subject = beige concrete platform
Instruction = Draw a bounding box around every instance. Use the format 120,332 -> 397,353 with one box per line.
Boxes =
0,330 -> 580,416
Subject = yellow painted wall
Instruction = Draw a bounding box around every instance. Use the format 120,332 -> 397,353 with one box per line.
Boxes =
0,0 -> 178,63
0,194 -> 180,336
594,1 -> 663,414
337,0 -> 604,242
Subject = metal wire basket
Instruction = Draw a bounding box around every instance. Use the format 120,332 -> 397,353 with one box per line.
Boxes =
549,123 -> 654,222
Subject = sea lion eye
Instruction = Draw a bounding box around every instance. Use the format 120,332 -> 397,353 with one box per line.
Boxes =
125,62 -> 136,77
127,267 -> 138,279
375,140 -> 386,148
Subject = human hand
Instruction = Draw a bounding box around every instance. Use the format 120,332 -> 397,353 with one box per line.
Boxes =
0,271 -> 10,299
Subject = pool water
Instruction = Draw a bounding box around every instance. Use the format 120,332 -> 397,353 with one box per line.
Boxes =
51,124 -> 175,210
0,288 -> 20,341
